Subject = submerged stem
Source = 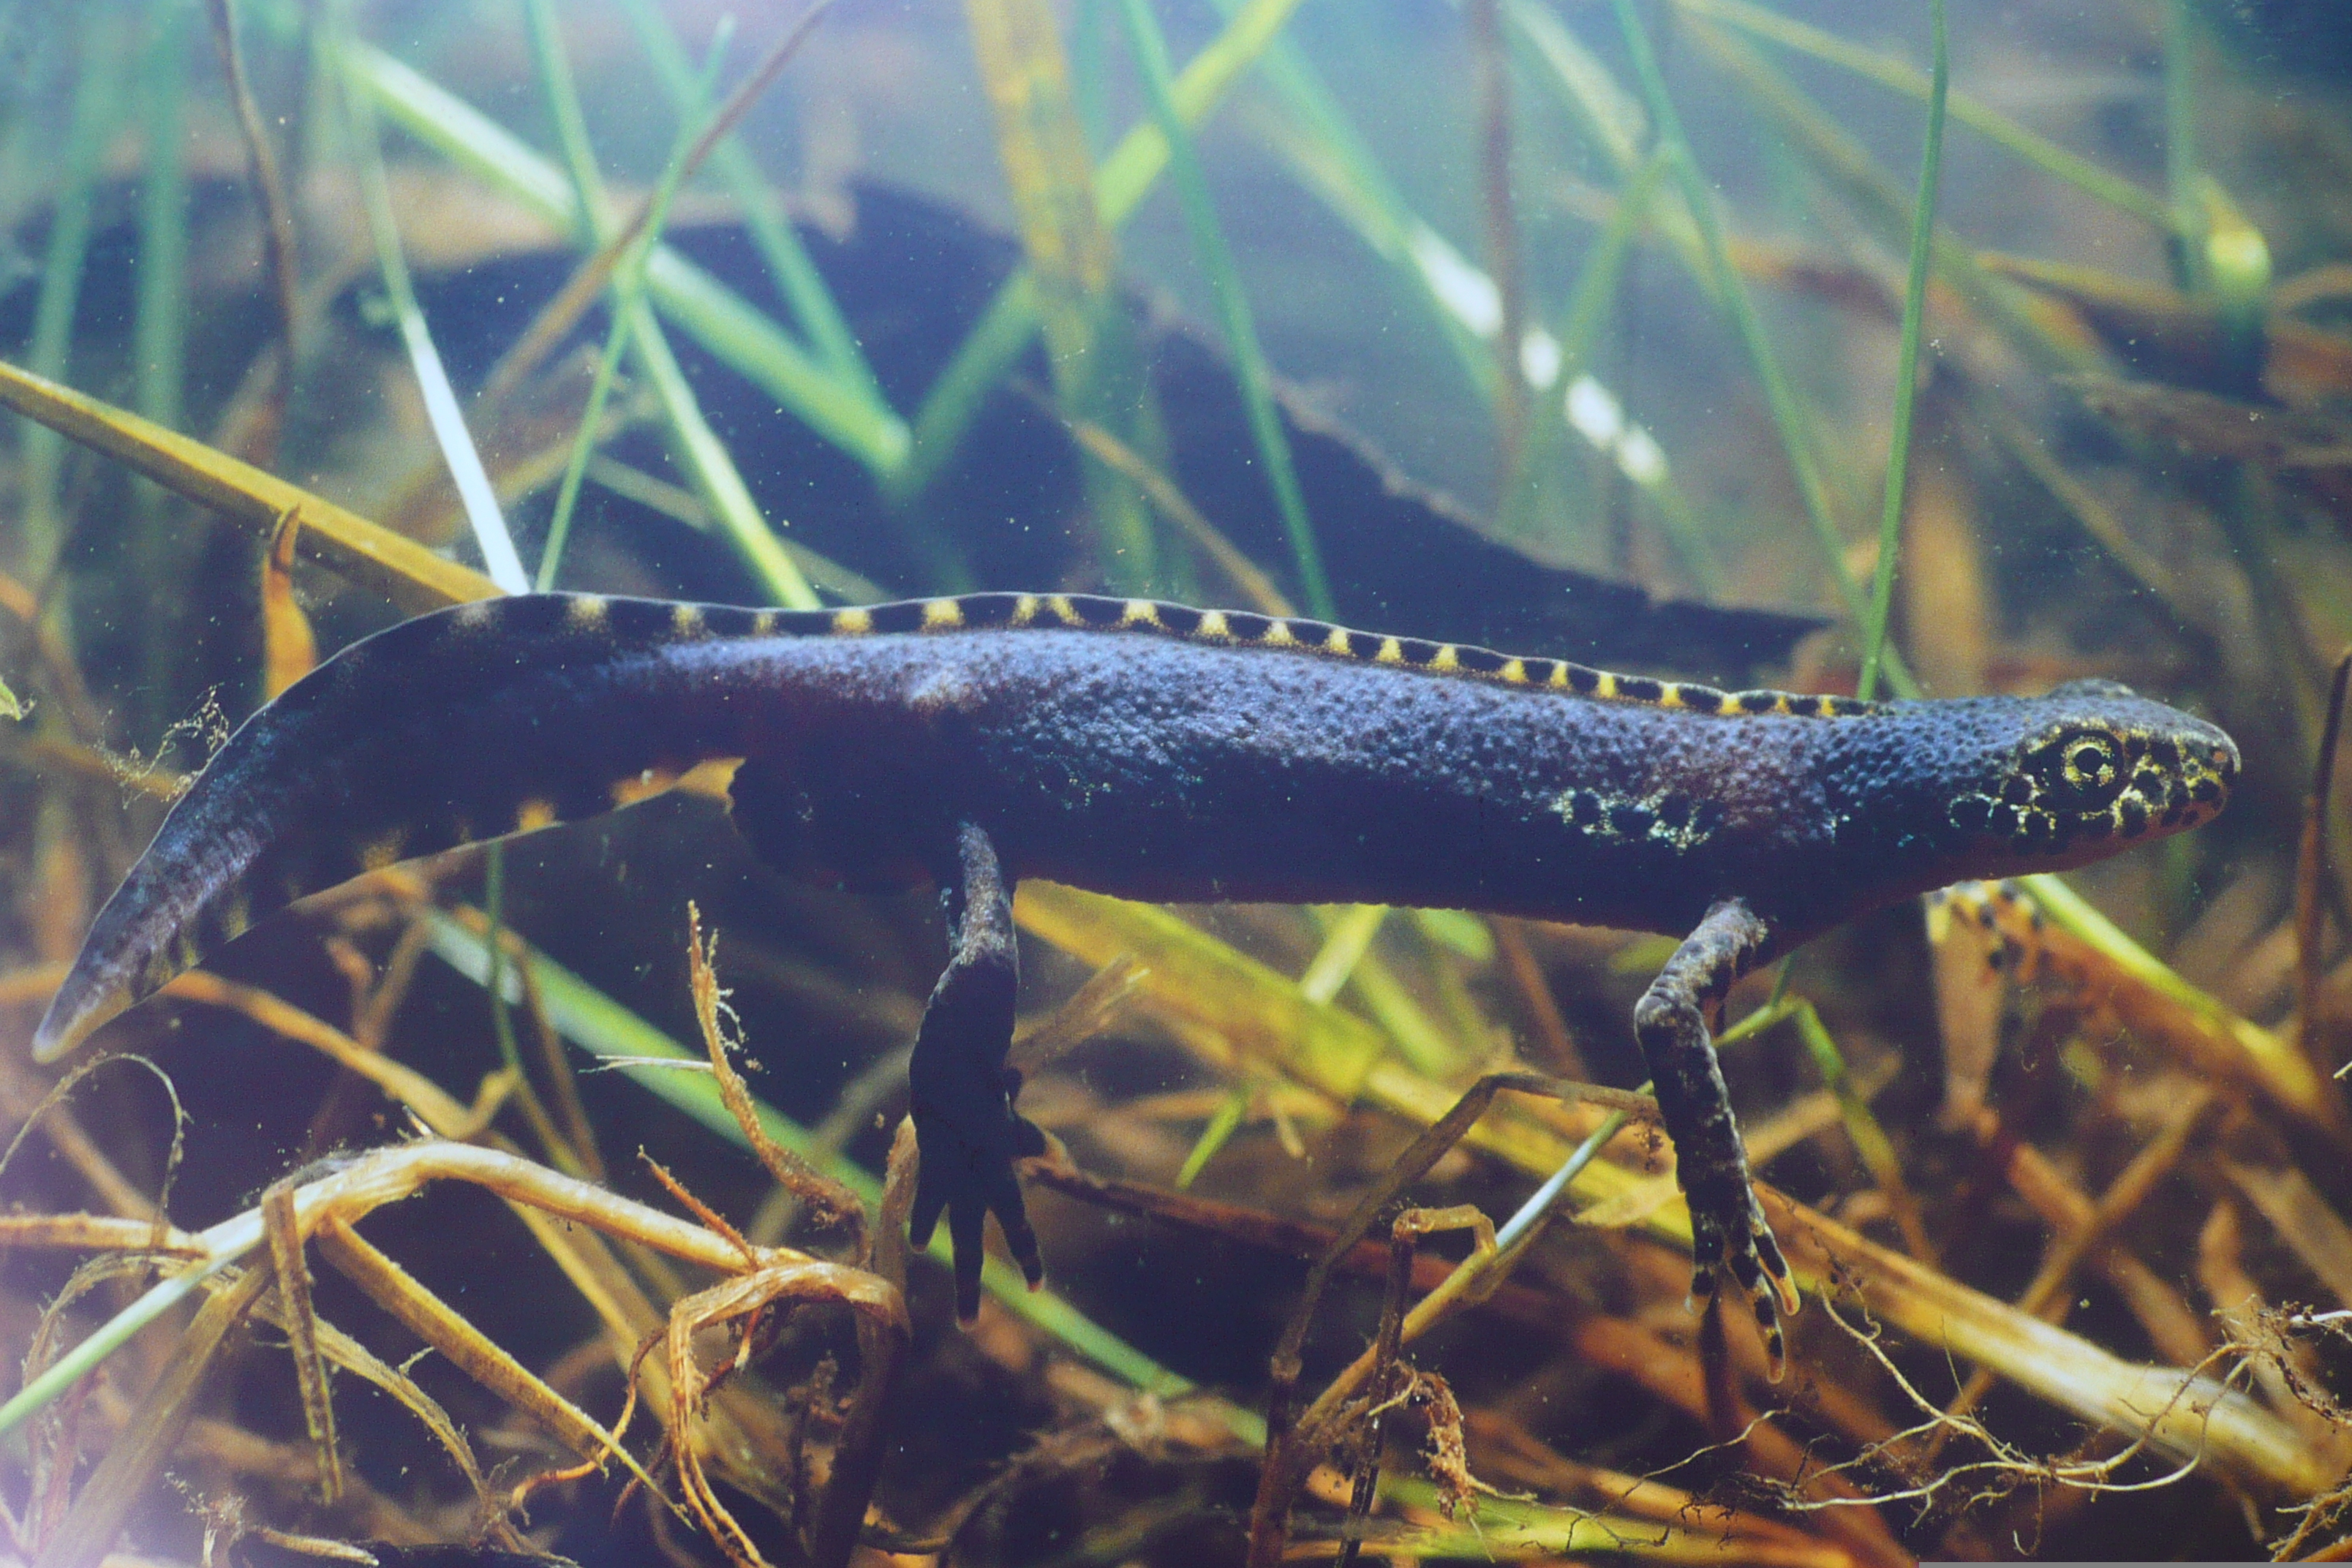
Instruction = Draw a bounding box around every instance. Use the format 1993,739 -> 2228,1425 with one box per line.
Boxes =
1858,0 -> 1947,701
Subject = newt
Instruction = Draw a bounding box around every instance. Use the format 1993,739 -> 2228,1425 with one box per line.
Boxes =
34,591 -> 2239,1351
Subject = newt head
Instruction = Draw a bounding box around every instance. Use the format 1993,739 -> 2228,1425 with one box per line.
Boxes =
1792,676 -> 2239,930
1931,677 -> 2239,873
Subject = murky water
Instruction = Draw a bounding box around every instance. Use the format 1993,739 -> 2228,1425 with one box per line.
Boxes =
1,2 -> 2348,1562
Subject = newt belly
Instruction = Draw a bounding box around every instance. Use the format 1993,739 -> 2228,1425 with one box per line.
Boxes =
34,591 -> 2240,1355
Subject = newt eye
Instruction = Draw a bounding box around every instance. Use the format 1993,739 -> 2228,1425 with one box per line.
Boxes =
2034,728 -> 2125,807
2065,739 -> 2117,790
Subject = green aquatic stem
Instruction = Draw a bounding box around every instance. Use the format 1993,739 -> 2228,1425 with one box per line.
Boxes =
420,911 -> 1256,1439
135,7 -> 191,442
131,6 -> 195,710
1673,0 -> 2173,233
1493,1092 -> 1640,1255
23,15 -> 121,568
1609,0 -> 1916,696
349,43 -> 907,482
507,12 -> 818,609
1857,0 -> 1947,703
894,0 -> 1311,506
1300,904 -> 1386,1005
1212,0 -> 1493,398
521,0 -> 602,238
1175,1082 -> 1254,1188
1786,997 -> 1918,1235
610,0 -> 881,403
2020,874 -> 2258,1039
0,1224 -> 251,1447
1117,0 -> 1330,617
1301,905 -> 1461,1074
536,23 -> 728,590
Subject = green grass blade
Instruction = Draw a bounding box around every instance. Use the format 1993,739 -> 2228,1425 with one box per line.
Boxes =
505,14 -> 818,609
341,39 -> 531,595
1609,0 -> 1915,696
608,0 -> 883,407
633,304 -> 824,608
1093,0 -> 1309,227
1210,0 -> 1494,397
1174,1083 -> 1252,1188
1674,0 -> 2173,232
23,15 -> 121,569
536,25 -> 730,590
897,0 -> 1309,506
521,0 -> 603,239
1116,0 -> 1330,617
1787,997 -> 1930,1259
1211,4 -> 1717,597
1857,0 -> 1946,702
0,1230 -> 251,1446
135,7 -> 191,441
349,44 -> 908,480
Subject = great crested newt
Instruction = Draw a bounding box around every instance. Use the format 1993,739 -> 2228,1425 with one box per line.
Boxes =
34,590 -> 2240,1350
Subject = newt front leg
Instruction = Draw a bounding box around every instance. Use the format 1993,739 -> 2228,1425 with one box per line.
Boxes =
907,821 -> 1047,1319
1633,898 -> 1801,1366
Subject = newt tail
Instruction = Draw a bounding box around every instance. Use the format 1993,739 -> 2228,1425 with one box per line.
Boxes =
37,592 -> 2239,1349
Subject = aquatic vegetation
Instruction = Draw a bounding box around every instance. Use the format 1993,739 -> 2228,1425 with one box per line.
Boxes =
1,3 -> 2349,1564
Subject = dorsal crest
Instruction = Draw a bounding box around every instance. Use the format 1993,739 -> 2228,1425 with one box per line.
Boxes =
479,591 -> 1879,720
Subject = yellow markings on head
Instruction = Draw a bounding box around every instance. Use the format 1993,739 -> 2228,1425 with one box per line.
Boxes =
922,598 -> 965,630
751,610 -> 777,635
1500,659 -> 1528,684
671,603 -> 706,638
832,607 -> 873,636
566,595 -> 609,630
611,766 -> 681,807
1197,610 -> 1232,641
1428,644 -> 1460,672
359,830 -> 408,872
1011,594 -> 1041,627
1375,637 -> 1405,664
1121,599 -> 1164,629
516,799 -> 559,833
1324,626 -> 1352,655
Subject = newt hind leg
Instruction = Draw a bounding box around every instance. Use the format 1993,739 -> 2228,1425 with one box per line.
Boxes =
907,821 -> 1047,1319
1633,899 -> 1801,1370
